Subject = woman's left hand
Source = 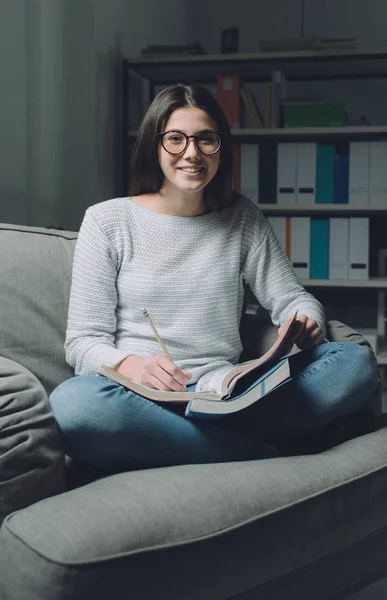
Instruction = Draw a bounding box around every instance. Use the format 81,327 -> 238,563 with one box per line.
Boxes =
278,314 -> 325,350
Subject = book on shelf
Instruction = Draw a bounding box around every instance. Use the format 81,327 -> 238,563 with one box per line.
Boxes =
216,74 -> 241,190
98,313 -> 300,417
240,88 -> 263,128
271,70 -> 287,128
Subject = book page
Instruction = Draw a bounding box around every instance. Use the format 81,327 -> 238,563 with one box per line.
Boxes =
220,312 -> 298,396
194,364 -> 236,395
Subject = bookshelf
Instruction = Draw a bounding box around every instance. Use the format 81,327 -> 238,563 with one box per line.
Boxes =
122,48 -> 387,366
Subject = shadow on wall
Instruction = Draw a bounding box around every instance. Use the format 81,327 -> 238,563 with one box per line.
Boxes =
95,33 -> 123,202
0,188 -> 30,227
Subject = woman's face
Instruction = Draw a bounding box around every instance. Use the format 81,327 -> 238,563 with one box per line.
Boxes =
158,106 -> 221,196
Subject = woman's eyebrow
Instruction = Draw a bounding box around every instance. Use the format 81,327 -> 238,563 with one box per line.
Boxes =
167,128 -> 217,134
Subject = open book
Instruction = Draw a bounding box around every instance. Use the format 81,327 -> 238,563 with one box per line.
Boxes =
185,357 -> 291,418
98,312 -> 300,413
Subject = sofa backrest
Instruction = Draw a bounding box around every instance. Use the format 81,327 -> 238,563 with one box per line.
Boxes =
0,222 -> 282,396
0,224 -> 78,394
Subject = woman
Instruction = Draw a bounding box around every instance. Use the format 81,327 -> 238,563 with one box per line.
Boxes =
49,83 -> 378,469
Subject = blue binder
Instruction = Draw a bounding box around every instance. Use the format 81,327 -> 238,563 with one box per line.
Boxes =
310,219 -> 329,279
335,155 -> 349,203
316,145 -> 335,203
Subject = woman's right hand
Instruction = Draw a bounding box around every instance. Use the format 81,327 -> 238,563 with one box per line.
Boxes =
116,355 -> 192,392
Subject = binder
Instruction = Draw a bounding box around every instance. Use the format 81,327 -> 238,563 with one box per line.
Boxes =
334,155 -> 349,203
240,144 -> 259,204
268,216 -> 287,253
329,218 -> 349,279
296,143 -> 316,204
259,142 -> 277,203
349,142 -> 370,205
349,218 -> 369,280
310,219 -> 329,279
233,145 -> 241,192
370,141 -> 387,206
290,217 -> 310,279
316,144 -> 335,204
217,75 -> 240,129
277,143 -> 297,204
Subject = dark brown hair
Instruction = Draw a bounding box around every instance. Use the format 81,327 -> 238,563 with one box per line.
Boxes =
129,83 -> 237,211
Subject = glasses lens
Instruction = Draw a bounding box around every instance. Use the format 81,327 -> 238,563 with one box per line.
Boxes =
197,132 -> 221,154
162,131 -> 187,154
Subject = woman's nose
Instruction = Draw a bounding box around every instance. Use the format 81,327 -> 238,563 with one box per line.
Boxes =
183,138 -> 200,157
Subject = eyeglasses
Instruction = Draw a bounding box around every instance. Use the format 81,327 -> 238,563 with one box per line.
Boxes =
157,130 -> 221,156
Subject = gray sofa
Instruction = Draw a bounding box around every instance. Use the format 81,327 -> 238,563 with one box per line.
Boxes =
1,222 -> 387,600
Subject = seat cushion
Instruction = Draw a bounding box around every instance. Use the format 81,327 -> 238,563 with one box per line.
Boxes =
0,223 -> 77,394
0,357 -> 65,526
1,424 -> 387,600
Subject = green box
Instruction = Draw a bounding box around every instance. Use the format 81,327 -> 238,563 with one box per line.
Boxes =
282,103 -> 347,128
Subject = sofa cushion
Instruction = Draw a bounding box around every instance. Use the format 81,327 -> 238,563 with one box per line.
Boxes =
0,224 -> 77,393
1,424 -> 387,600
0,357 -> 66,526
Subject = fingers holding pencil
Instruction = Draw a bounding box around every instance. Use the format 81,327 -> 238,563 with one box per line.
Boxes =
116,354 -> 192,392
141,308 -> 192,390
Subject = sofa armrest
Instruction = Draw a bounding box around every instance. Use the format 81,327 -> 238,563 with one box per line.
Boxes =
0,356 -> 66,526
327,320 -> 374,352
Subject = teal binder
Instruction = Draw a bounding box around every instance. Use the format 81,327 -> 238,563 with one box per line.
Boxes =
316,145 -> 335,203
310,219 -> 329,279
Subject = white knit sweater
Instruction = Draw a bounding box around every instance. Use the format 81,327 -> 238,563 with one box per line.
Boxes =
65,196 -> 325,383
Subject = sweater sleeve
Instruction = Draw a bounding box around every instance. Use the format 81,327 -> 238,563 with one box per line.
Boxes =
242,212 -> 326,336
64,209 -> 131,375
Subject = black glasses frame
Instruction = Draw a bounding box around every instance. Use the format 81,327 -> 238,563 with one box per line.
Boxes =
157,130 -> 222,155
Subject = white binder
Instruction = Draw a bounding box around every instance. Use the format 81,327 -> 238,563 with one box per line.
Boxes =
296,143 -> 316,204
240,144 -> 259,205
349,142 -> 370,205
290,217 -> 310,279
349,218 -> 369,280
370,141 -> 387,206
329,218 -> 349,279
268,216 -> 287,252
277,143 -> 297,204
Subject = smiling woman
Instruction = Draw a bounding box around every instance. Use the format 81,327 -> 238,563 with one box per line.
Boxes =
129,83 -> 234,214
48,82 -> 379,472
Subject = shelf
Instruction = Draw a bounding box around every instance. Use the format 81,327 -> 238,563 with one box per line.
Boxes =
128,125 -> 387,141
259,204 -> 387,215
124,47 -> 387,84
302,277 -> 387,289
231,125 -> 387,142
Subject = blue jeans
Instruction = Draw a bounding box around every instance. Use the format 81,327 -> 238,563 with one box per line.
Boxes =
49,342 -> 379,469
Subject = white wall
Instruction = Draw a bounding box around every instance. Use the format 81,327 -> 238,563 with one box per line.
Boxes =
0,0 -> 28,225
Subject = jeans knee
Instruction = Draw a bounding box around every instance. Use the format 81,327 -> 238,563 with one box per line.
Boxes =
345,343 -> 378,385
49,376 -> 98,433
